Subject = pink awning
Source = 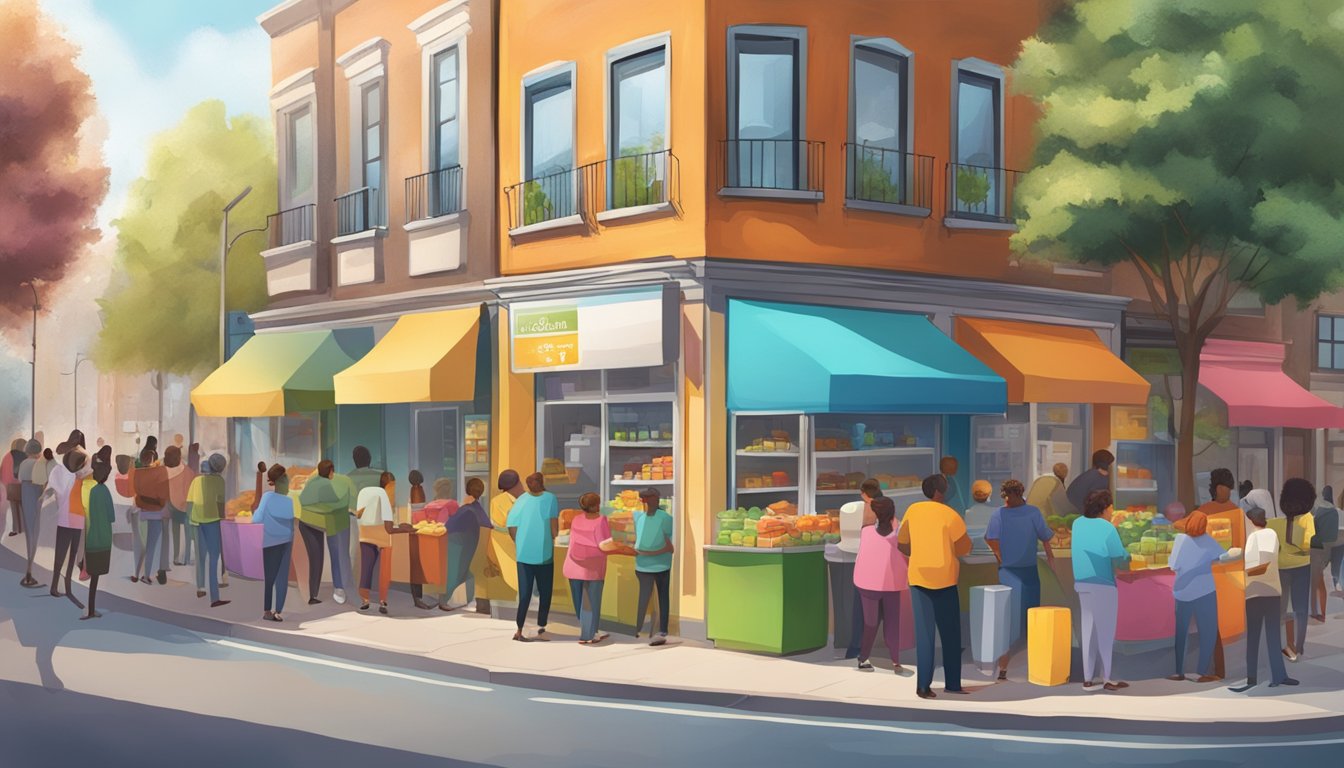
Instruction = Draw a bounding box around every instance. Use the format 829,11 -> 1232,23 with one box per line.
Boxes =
1199,339 -> 1344,429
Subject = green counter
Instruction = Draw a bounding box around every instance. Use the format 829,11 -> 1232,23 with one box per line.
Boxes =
705,547 -> 828,655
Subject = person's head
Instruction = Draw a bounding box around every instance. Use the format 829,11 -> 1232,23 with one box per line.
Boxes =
579,492 -> 601,513
1183,510 -> 1209,538
1247,506 -> 1267,529
1245,488 -> 1276,518
1280,477 -> 1316,519
640,487 -> 661,513
525,472 -> 545,494
94,445 -> 112,466
871,495 -> 896,536
92,460 -> 111,485
408,470 -> 424,487
56,429 -> 85,455
163,445 -> 182,469
1209,468 -> 1234,503
1091,449 -> 1115,472
1324,485 -> 1335,506
1083,489 -> 1112,519
207,453 -> 227,475
317,460 -> 335,479
498,469 -> 522,496
144,436 -> 157,453
266,463 -> 288,493
24,439 -> 40,457
940,456 -> 959,476
11,437 -> 26,453
173,433 -> 184,448
43,448 -> 53,462
1053,462 -> 1069,482
95,437 -> 105,449
139,447 -> 157,466
1001,479 -> 1026,506
971,480 -> 992,504
1238,480 -> 1254,500
859,478 -> 883,503
352,445 -> 372,469
465,477 -> 485,500
433,477 -> 455,501
1163,501 -> 1187,524
187,442 -> 200,465
64,450 -> 87,473
379,471 -> 395,490
922,473 -> 948,502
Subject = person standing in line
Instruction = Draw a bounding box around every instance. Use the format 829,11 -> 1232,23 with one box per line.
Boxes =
17,439 -> 45,587
1066,449 -> 1114,515
837,479 -> 884,659
297,460 -> 348,605
133,446 -> 170,585
565,492 -> 612,645
507,472 -> 559,642
1244,487 -> 1278,519
1272,478 -> 1317,662
985,479 -> 1055,681
409,474 -> 454,610
1072,489 -> 1129,691
356,471 -> 409,615
345,446 -> 383,605
896,474 -> 973,699
1309,485 -> 1338,622
1167,510 -> 1242,683
853,495 -> 908,673
1333,488 -> 1344,597
1193,468 -> 1243,680
1238,480 -> 1255,512
1026,463 -> 1076,520
963,480 -> 997,555
46,448 -> 88,606
252,464 -> 296,622
634,487 -> 675,647
1231,505 -> 1298,692
165,446 -> 196,568
82,458 -> 115,620
3,437 -> 24,537
185,454 -> 229,607
441,477 -> 492,612
483,470 -> 525,616
939,456 -> 965,516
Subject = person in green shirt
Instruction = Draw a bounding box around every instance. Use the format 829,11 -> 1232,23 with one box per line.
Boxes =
633,487 -> 675,646
297,460 -> 351,605
82,458 -> 115,620
186,453 -> 230,607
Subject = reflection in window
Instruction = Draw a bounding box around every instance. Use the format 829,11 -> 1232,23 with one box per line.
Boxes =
611,46 -> 667,208
1318,314 -> 1344,371
849,43 -> 907,203
432,47 -> 460,171
523,70 -> 576,221
953,68 -> 1001,217
286,106 -> 314,204
730,32 -> 801,189
361,80 -> 385,222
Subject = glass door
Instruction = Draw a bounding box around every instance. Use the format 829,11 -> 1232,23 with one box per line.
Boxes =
412,406 -> 460,498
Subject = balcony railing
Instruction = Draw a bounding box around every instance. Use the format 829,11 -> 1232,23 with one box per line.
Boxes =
335,186 -> 384,236
945,162 -> 1023,224
405,165 -> 464,223
503,166 -> 585,231
590,149 -> 680,215
266,204 -> 315,249
718,138 -> 824,196
845,145 -> 934,210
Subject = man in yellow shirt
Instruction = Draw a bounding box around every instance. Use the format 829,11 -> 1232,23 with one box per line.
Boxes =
479,470 -> 524,612
898,473 -> 973,700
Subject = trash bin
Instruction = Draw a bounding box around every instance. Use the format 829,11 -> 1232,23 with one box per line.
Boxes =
970,584 -> 1012,670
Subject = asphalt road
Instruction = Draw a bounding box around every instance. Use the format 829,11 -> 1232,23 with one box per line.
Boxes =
1,575 -> 1341,767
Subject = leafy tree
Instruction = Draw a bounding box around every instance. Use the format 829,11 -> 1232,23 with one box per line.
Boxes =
95,101 -> 276,375
1011,0 -> 1344,505
0,0 -> 108,326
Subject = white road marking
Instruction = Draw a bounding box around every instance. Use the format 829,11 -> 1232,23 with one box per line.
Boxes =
206,638 -> 492,692
529,697 -> 1344,750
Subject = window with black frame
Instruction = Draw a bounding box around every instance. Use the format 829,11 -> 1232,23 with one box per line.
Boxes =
430,46 -> 461,217
729,31 -> 802,190
848,41 -> 908,205
522,70 -> 576,224
610,45 -> 667,210
952,68 -> 1002,220
1318,314 -> 1344,371
361,80 -> 385,227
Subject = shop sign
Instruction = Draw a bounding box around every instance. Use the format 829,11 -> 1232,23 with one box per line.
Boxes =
509,285 -> 677,373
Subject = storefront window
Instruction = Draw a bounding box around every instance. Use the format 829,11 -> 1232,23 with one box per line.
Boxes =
733,413 -> 805,515
972,405 -> 1030,489
539,370 -> 603,401
1036,403 -> 1086,481
229,413 -> 324,498
538,402 -> 603,511
413,406 -> 459,496
607,363 -> 675,396
812,413 -> 936,518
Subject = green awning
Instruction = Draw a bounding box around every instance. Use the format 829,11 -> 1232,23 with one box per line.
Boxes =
192,330 -> 372,417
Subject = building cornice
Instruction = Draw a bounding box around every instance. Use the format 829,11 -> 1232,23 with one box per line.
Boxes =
250,282 -> 496,332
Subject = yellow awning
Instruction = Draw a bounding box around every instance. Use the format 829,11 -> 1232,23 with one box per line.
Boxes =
333,307 -> 480,404
955,317 -> 1150,405
192,331 -> 365,417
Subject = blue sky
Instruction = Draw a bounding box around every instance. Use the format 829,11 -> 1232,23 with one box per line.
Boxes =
88,0 -> 277,75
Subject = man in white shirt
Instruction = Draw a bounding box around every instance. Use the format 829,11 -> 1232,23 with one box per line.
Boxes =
1233,505 -> 1298,692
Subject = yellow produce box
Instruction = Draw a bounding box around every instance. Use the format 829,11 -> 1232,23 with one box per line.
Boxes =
1028,606 -> 1071,686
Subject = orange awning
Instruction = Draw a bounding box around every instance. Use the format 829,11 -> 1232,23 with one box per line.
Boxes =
955,317 -> 1149,405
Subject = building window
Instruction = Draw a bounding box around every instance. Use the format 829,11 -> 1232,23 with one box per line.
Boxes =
361,80 -> 384,221
609,42 -> 668,209
522,65 -> 577,221
285,105 -> 314,205
951,62 -> 1004,219
848,39 -> 911,206
726,26 -> 806,190
432,47 -> 460,172
1318,315 -> 1344,371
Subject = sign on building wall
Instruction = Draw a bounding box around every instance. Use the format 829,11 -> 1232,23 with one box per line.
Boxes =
509,285 -> 677,373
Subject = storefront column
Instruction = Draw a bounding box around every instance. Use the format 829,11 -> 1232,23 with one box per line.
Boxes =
676,299 -> 712,638
1092,404 -> 1113,455
487,306 -> 528,604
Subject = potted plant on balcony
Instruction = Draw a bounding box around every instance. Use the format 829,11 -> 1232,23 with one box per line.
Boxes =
853,149 -> 902,204
954,166 -> 991,210
522,180 -> 554,226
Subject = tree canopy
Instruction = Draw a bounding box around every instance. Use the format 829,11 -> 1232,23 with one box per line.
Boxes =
95,100 -> 276,375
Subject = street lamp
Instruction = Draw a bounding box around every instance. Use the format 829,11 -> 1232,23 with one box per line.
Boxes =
18,281 -> 39,436
218,187 -> 270,365
60,353 -> 93,432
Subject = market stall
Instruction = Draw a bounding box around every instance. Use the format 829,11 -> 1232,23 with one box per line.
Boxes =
710,299 -> 1007,654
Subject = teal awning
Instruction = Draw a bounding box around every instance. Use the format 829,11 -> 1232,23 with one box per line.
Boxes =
727,299 -> 1007,414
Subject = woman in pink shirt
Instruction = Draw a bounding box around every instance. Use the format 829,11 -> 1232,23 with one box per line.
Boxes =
853,495 -> 909,673
564,492 -> 612,645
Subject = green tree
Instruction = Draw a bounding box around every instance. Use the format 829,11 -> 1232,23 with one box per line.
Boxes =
95,100 -> 276,375
1010,0 -> 1344,505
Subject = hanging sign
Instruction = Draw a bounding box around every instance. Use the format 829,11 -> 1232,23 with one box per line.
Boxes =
509,285 -> 677,373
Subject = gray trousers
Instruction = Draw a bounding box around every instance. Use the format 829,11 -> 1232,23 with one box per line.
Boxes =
20,483 -> 41,567
128,508 -> 144,577
1077,582 -> 1118,683
1246,595 -> 1289,684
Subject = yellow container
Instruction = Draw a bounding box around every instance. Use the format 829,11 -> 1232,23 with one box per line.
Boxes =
1028,606 -> 1072,686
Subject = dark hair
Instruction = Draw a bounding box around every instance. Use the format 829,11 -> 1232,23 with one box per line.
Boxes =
43,448 -> 53,461
640,487 -> 661,507
1280,478 -> 1316,546
63,450 -> 87,473
95,445 -> 112,465
922,473 -> 948,500
408,469 -> 424,486
465,477 -> 485,498
1238,480 -> 1253,499
92,460 -> 111,484
163,445 -> 182,469
1209,468 -> 1234,498
871,496 -> 896,536
353,445 -> 372,469
1324,485 -> 1335,505
267,464 -> 287,486
139,447 -> 156,465
379,471 -> 395,489
1083,489 -> 1112,518
579,492 -> 601,511
1246,506 -> 1267,528
317,460 -> 335,478
525,472 -> 545,493
859,478 -> 883,499
497,469 -> 520,491
1001,479 -> 1025,499
1091,449 -> 1115,470
144,436 -> 158,453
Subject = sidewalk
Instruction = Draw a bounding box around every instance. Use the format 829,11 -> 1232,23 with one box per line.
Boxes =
5,525 -> 1344,737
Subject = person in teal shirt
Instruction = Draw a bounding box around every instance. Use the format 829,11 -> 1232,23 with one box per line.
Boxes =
506,472 -> 559,642
82,459 -> 116,620
633,487 -> 675,646
1071,489 -> 1129,690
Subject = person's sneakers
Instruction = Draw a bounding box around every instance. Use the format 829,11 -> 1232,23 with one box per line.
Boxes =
857,659 -> 875,672
650,633 -> 668,647
1104,681 -> 1130,691
534,628 -> 551,642
1269,678 -> 1300,688
333,589 -> 347,605
378,602 -> 389,615
1230,679 -> 1257,693
1083,681 -> 1102,692
210,600 -> 231,608
1283,648 -> 1300,662
156,570 -> 167,585
308,597 -> 322,605
263,611 -> 275,622
916,688 -> 936,700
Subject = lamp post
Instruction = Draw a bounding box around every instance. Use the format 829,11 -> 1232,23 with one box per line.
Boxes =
220,186 -> 252,367
18,281 -> 39,436
60,353 -> 93,432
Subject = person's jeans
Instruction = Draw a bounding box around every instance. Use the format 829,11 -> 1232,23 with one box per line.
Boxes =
192,523 -> 205,589
441,530 -> 480,608
1280,566 -> 1310,653
21,482 -> 42,568
1331,542 -> 1344,591
171,507 -> 193,564
999,565 -> 1041,648
515,561 -> 554,631
910,584 -> 963,693
846,584 -> 864,658
327,527 -> 350,593
359,542 -> 392,602
262,542 -> 292,614
857,588 -> 903,664
298,521 -> 326,599
1077,582 -> 1118,683
127,507 -> 143,577
570,579 -> 605,641
636,569 -> 671,636
1245,595 -> 1288,684
142,518 -> 168,578
197,521 -> 222,602
52,526 -> 81,587
1174,592 -> 1219,676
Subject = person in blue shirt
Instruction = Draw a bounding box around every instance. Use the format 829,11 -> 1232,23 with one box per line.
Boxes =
506,472 -> 559,642
1071,489 -> 1129,691
633,487 -> 675,646
985,478 -> 1054,681
1167,510 -> 1242,683
251,464 -> 297,623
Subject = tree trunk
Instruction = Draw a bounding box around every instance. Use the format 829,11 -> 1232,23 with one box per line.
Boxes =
1175,338 -> 1204,510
